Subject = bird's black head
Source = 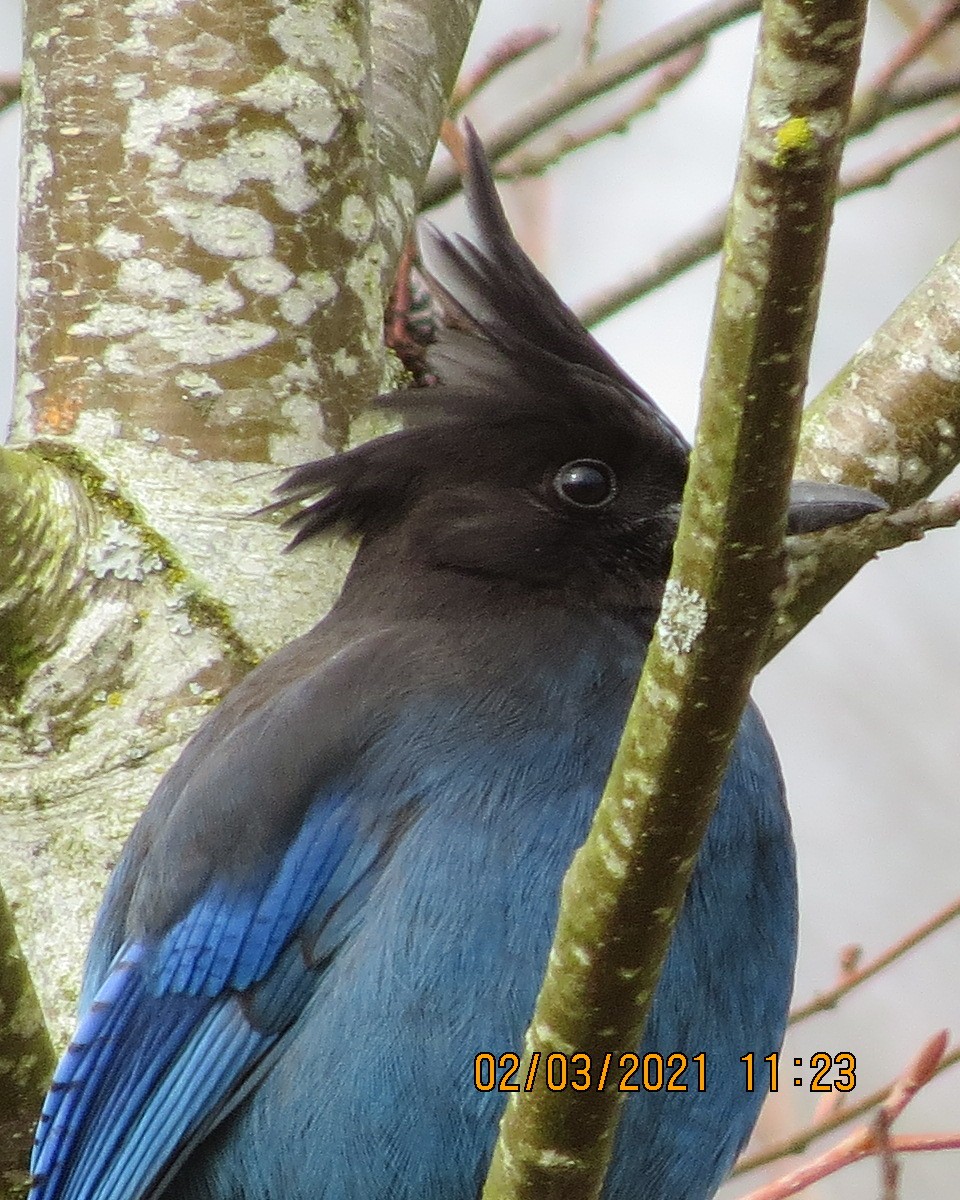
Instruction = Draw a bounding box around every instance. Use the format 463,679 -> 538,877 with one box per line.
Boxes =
274,125 -> 883,623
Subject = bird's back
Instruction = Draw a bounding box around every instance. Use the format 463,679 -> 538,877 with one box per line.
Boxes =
165,610 -> 796,1200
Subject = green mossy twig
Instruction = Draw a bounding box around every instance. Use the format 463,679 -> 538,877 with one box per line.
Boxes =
481,1 -> 868,1196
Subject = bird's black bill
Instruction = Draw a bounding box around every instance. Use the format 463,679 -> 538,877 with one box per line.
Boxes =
786,481 -> 886,535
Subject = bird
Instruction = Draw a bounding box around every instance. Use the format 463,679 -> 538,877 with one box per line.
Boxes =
30,125 -> 884,1200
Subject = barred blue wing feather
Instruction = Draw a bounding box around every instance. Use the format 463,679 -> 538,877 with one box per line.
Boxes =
30,677 -> 415,1200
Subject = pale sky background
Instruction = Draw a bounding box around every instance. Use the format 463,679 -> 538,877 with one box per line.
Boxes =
1,1 -> 958,1197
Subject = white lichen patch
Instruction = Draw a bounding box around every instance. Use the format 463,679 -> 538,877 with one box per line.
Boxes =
70,302 -> 153,339
735,183 -> 775,242
117,258 -> 244,314
812,17 -> 861,50
390,173 -> 416,222
147,315 -> 276,367
721,271 -> 762,323
927,345 -> 960,383
18,371 -> 44,399
124,87 -> 219,157
536,1151 -> 581,1170
278,289 -> 317,326
234,256 -> 295,296
26,275 -> 50,297
269,391 -> 331,464
96,225 -> 144,260
75,299 -> 275,371
345,244 -> 387,331
268,5 -> 365,88
900,456 -> 930,485
569,942 -> 592,968
176,369 -> 223,398
896,349 -> 928,375
116,23 -> 152,57
338,195 -> 374,244
88,518 -> 164,581
270,339 -> 321,395
608,814 -> 634,852
180,130 -> 318,214
376,195 -> 405,252
166,32 -> 236,72
113,73 -> 145,101
237,67 -> 341,144
125,0 -> 184,14
531,1022 -> 575,1056
278,270 -> 337,326
597,828 -> 628,880
658,581 -> 707,656
861,451 -> 899,484
332,348 -> 359,376
164,597 -> 194,637
164,200 -> 274,258
22,138 -> 54,211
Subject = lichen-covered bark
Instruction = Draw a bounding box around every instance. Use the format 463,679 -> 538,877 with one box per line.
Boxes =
768,236 -> 960,651
1,2 -> 479,1184
14,0 -> 388,456
372,0 -> 480,206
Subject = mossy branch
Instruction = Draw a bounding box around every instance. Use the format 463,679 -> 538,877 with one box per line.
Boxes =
768,237 -> 960,653
481,1 -> 868,1198
0,884 -> 55,1200
0,448 -> 95,707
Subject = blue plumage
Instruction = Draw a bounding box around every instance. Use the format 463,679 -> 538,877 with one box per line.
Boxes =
31,126 -> 882,1200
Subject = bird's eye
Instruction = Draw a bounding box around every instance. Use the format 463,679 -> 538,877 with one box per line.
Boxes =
552,459 -> 617,509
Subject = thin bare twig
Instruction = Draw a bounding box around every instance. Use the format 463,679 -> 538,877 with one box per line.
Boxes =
841,111 -> 960,193
449,27 -> 558,114
868,0 -> 960,97
876,67 -> 960,125
734,1040 -> 960,1176
769,494 -> 960,664
743,1132 -> 960,1200
423,0 -> 760,207
791,896 -> 960,1024
498,46 -> 705,179
581,0 -> 608,66
577,104 -> 960,326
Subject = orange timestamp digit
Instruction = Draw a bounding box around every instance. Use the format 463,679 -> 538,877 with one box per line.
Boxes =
473,1051 -> 707,1092
741,1052 -> 857,1092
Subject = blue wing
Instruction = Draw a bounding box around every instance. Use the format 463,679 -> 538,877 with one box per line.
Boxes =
30,628 -> 417,1200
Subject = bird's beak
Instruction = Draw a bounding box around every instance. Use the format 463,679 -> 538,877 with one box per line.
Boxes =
662,481 -> 885,539
786,481 -> 886,534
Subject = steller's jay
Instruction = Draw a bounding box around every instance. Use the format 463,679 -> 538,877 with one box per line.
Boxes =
30,126 -> 884,1200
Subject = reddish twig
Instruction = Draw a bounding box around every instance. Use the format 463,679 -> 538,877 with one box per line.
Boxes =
499,45 -> 706,179
739,1033 -> 959,1200
791,895 -> 960,1024
577,106 -> 960,326
438,120 -> 470,177
450,27 -> 558,113
841,111 -> 960,194
735,1040 -> 960,1176
869,0 -> 960,97
423,0 -> 760,208
581,0 -> 608,66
